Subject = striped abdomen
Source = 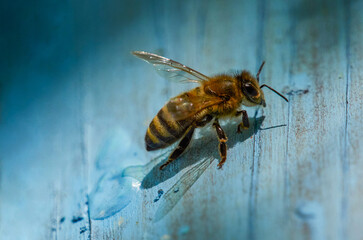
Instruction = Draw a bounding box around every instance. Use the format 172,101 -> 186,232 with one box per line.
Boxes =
145,105 -> 192,151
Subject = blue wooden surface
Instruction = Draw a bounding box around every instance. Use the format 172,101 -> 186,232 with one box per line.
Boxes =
1,0 -> 363,239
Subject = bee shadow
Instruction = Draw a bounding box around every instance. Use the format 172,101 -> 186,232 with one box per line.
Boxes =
140,116 -> 265,189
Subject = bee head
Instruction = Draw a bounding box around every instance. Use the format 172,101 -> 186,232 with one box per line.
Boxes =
237,61 -> 288,107
237,71 -> 266,107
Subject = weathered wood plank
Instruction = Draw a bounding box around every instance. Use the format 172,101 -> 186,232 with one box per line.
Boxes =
345,0 -> 363,239
87,0 -> 262,238
285,0 -> 348,239
252,0 -> 291,239
160,1 -> 262,240
81,0 -> 171,239
0,1 -> 90,239
1,0 -> 363,239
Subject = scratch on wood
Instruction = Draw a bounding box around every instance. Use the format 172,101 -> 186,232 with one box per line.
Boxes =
341,0 -> 351,239
283,0 -> 297,220
86,194 -> 92,239
77,72 -> 92,239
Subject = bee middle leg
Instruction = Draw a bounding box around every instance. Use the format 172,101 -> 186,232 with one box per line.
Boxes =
160,127 -> 195,170
236,110 -> 249,133
213,119 -> 227,169
195,114 -> 213,127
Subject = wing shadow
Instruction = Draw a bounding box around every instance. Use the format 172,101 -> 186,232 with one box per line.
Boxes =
138,116 -> 265,189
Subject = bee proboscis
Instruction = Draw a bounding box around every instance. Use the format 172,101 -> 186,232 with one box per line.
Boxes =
133,51 -> 288,170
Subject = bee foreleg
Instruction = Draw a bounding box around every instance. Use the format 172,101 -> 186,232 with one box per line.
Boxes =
160,127 -> 195,170
236,110 -> 249,133
213,119 -> 227,169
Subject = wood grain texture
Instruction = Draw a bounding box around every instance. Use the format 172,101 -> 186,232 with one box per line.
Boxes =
0,0 -> 362,239
345,0 -> 363,239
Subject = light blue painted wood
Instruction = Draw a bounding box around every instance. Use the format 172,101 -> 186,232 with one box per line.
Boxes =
344,1 -> 363,239
0,0 -> 362,239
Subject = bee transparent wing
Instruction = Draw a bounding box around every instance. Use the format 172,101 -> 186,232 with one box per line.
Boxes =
154,157 -> 214,222
166,94 -> 223,121
132,51 -> 210,83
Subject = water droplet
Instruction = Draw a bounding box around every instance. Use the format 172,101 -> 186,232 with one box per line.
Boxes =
89,175 -> 136,220
132,180 -> 141,190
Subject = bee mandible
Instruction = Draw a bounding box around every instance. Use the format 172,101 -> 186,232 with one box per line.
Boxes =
133,51 -> 288,170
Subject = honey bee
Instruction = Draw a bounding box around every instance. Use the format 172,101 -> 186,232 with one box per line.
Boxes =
133,51 -> 288,170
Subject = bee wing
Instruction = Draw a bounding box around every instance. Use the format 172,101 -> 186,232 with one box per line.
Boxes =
167,94 -> 223,121
154,157 -> 214,222
132,51 -> 210,83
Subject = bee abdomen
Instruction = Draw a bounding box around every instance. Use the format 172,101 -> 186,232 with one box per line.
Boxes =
145,106 -> 190,151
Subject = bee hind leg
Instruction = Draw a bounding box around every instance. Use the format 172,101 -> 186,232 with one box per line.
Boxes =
160,127 -> 195,170
213,119 -> 227,169
236,110 -> 249,133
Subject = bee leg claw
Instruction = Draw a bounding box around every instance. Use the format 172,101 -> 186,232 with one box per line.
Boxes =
237,124 -> 243,133
237,125 -> 241,134
237,123 -> 249,133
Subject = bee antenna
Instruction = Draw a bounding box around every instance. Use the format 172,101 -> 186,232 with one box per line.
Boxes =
260,84 -> 289,102
256,61 -> 265,82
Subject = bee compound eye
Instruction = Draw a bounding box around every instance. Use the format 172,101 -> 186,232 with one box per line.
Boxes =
244,84 -> 258,96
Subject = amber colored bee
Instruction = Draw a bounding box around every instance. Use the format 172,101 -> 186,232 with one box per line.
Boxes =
133,51 -> 288,170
